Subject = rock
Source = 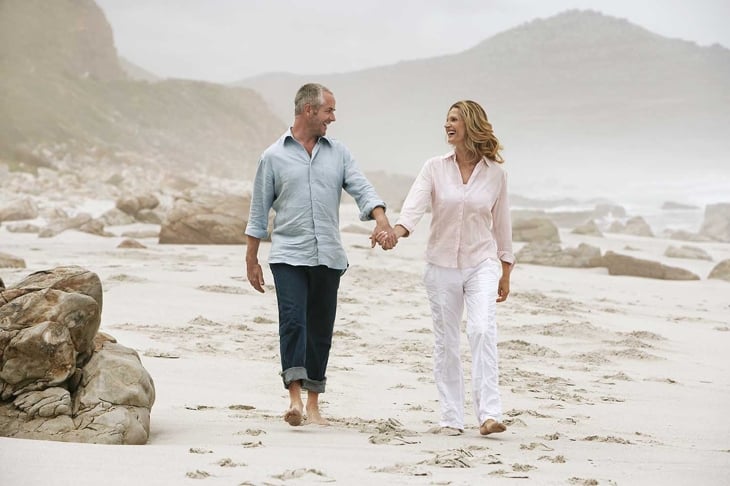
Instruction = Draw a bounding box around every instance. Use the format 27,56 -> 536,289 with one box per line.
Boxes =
159,190 -> 250,244
0,197 -> 38,222
99,207 -> 136,226
0,266 -> 155,444
663,229 -> 712,242
5,223 -> 41,234
512,217 -> 560,243
571,220 -> 603,236
115,194 -> 160,217
516,241 -> 603,267
699,203 -> 730,242
624,216 -> 654,237
600,251 -> 699,280
135,209 -> 163,225
117,239 -> 146,249
662,201 -> 700,210
664,245 -> 712,261
708,259 -> 730,282
0,252 -> 26,269
608,216 -> 654,237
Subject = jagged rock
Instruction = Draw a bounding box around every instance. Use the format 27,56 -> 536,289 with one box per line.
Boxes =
600,251 -> 699,280
512,217 -> 560,243
0,252 -> 26,269
516,241 -> 603,267
0,267 -> 155,444
571,220 -> 603,236
699,203 -> 730,242
159,190 -> 250,244
0,197 -> 38,222
615,216 -> 654,237
664,245 -> 712,261
116,193 -> 160,217
708,259 -> 730,282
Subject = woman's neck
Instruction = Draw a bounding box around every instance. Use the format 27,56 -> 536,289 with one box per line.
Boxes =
454,146 -> 479,167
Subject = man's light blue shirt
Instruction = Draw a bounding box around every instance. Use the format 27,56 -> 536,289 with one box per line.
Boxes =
245,129 -> 385,271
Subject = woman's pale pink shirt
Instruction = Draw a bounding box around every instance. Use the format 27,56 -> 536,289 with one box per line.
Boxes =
396,152 -> 515,269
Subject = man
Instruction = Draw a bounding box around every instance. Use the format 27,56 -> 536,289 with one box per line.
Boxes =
245,83 -> 395,427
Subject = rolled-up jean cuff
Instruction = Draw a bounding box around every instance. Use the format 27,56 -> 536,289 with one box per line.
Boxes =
303,377 -> 326,394
281,367 -> 307,388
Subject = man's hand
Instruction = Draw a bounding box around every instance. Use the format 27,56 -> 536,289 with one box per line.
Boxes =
247,260 -> 265,293
246,235 -> 265,293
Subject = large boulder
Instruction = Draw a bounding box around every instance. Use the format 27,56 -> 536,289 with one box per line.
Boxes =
159,190 -> 250,244
0,266 -> 155,444
600,251 -> 699,280
699,203 -> 730,242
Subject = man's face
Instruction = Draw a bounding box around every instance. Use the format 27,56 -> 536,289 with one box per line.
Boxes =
308,91 -> 337,137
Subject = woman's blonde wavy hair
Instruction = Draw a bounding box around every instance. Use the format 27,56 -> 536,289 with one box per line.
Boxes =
449,100 -> 504,163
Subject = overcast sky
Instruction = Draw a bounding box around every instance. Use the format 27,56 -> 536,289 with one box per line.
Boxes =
95,0 -> 730,83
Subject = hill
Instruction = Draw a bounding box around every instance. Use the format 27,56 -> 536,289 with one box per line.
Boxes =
0,0 -> 285,178
236,10 -> 730,200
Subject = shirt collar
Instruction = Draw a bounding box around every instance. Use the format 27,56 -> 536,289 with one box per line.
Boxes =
445,150 -> 492,167
283,128 -> 332,146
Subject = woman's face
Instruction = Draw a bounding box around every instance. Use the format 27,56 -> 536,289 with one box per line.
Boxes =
445,107 -> 466,147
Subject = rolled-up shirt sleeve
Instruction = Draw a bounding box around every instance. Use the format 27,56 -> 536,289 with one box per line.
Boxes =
245,157 -> 274,239
341,147 -> 385,221
492,171 -> 515,265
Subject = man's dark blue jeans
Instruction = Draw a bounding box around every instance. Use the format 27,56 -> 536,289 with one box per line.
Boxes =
270,263 -> 341,394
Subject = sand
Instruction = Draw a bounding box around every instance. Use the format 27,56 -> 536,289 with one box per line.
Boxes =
1,204 -> 729,485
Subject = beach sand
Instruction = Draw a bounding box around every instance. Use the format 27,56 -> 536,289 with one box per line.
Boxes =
1,204 -> 729,485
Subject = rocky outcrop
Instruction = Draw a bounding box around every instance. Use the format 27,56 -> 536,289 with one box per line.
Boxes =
512,217 -> 560,243
601,251 -> 699,280
0,266 -> 155,444
516,241 -> 603,268
114,194 -> 163,225
699,203 -> 730,242
159,190 -> 250,245
38,213 -> 112,238
608,216 -> 654,237
708,259 -> 730,282
571,220 -> 603,236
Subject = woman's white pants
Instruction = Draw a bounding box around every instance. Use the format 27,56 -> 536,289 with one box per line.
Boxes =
423,259 -> 502,429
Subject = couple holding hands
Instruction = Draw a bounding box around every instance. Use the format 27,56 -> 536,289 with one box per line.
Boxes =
245,83 -> 513,436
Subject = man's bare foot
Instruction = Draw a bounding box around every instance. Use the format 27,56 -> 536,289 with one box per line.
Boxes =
284,406 -> 303,426
480,419 -> 507,436
305,406 -> 330,426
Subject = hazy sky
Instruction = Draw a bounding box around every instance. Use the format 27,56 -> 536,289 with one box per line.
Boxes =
95,0 -> 730,83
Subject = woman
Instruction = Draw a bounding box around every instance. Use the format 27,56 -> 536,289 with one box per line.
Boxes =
377,100 -> 514,436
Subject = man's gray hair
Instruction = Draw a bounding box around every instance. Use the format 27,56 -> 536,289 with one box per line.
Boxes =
294,83 -> 332,115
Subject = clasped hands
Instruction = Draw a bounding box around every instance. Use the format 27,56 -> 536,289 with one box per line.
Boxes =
369,225 -> 398,250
